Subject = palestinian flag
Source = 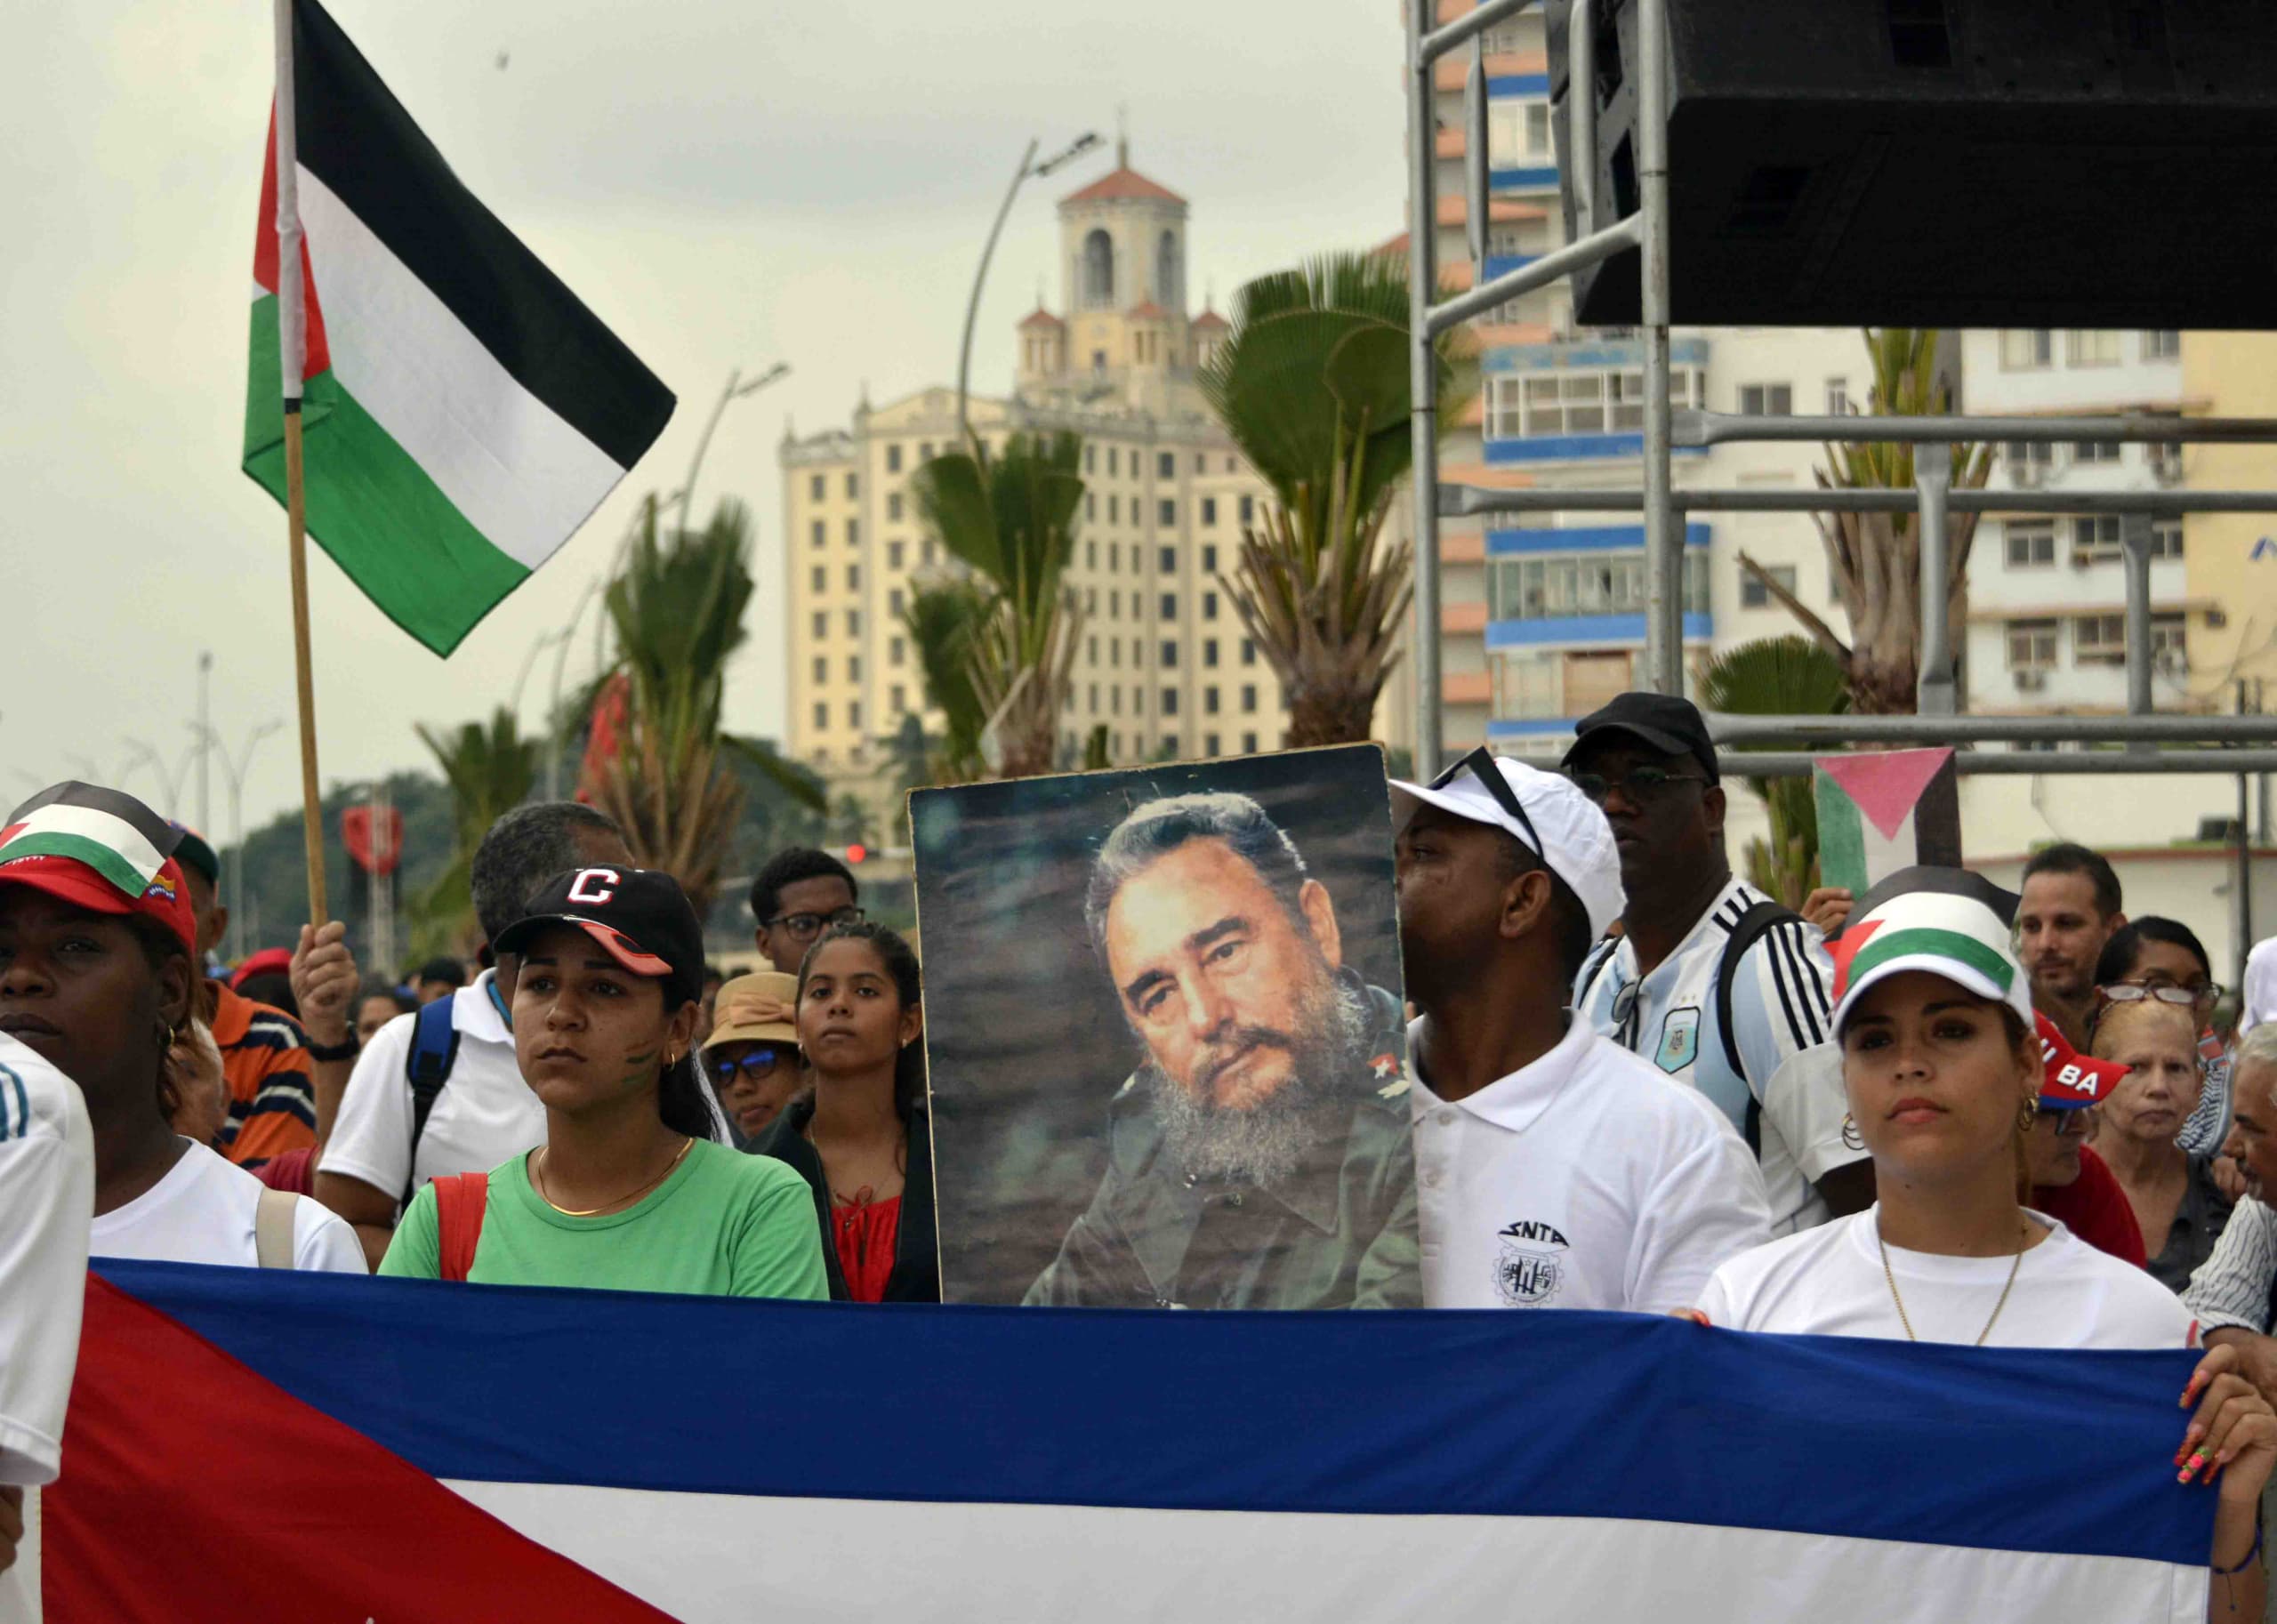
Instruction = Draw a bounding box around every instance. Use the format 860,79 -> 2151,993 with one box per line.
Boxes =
1812,748 -> 1961,896
243,0 -> 674,655
1828,865 -> 2031,1033
0,783 -> 183,900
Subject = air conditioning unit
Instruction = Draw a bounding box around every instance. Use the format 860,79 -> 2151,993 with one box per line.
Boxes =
2014,669 -> 2048,692
2067,550 -> 2093,568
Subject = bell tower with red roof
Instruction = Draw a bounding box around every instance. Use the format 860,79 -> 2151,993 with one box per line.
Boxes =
1053,132 -> 1192,393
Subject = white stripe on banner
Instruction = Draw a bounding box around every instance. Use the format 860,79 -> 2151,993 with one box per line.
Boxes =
294,167 -> 630,569
447,1481 -> 2206,1624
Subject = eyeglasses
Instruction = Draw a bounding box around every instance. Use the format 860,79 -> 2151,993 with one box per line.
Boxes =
707,1047 -> 793,1085
1565,765 -> 1707,805
760,905 -> 865,943
1430,746 -> 1545,862
2101,981 -> 2220,1011
2035,1105 -> 2096,1139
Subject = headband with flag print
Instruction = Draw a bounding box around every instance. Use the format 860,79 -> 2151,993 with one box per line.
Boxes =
1827,864 -> 2032,1035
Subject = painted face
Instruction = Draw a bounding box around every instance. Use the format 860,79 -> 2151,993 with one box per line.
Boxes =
796,937 -> 916,1081
2017,872 -> 2113,1005
0,887 -> 183,1116
2092,1001 -> 2202,1148
1839,970 -> 2036,1181
1102,838 -> 1343,1113
704,1039 -> 803,1139
2223,1061 -> 2277,1202
511,922 -> 688,1118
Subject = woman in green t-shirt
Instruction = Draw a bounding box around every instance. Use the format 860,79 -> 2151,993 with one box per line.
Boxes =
379,864 -> 827,1299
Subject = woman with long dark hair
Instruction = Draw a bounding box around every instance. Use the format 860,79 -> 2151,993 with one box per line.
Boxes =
0,783 -> 360,1272
382,865 -> 826,1298
753,921 -> 937,1302
1694,870 -> 2273,1620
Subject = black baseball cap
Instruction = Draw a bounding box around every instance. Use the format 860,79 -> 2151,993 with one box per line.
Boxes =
1563,692 -> 1720,784
492,866 -> 706,1007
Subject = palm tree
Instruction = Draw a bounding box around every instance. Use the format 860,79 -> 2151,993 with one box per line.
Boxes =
899,577 -> 994,783
1200,252 -> 1476,746
582,494 -> 769,918
413,707 -> 540,949
911,431 -> 1088,779
1701,637 -> 1849,908
1738,329 -> 1993,713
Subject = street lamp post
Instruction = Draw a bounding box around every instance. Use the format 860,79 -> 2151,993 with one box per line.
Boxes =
956,133 -> 1104,460
678,362 -> 791,541
193,720 -> 282,960
195,651 -> 214,835
123,736 -> 200,817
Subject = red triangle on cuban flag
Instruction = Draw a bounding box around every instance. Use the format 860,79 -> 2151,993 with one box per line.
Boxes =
43,1276 -> 675,1622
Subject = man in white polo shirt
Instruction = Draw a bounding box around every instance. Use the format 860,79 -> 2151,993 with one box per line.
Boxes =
1392,750 -> 1771,1313
316,803 -> 632,1269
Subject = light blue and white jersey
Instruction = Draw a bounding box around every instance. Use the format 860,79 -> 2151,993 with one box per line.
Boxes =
1574,878 -> 1861,1235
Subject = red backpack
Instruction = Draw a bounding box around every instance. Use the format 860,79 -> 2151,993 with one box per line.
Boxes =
430,1171 -> 489,1282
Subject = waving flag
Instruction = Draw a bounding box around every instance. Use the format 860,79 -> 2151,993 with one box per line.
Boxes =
242,0 -> 673,655
42,1262 -> 2213,1622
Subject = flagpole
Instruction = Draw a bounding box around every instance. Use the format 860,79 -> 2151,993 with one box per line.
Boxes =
273,0 -> 328,925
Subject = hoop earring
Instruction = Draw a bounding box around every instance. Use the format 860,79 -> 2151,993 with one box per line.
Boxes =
153,1017 -> 173,1054
1840,1113 -> 1865,1152
2016,1098 -> 2038,1134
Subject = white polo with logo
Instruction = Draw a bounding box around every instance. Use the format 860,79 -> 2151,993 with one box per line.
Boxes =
1409,1015 -> 1774,1313
1574,876 -> 1859,1234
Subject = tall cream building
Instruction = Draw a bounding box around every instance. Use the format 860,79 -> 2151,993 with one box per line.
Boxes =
780,143 -> 1410,836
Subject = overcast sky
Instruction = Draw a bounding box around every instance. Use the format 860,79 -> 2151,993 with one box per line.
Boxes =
2,0 -> 1405,841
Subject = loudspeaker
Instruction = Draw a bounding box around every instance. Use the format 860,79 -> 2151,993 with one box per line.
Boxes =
1549,0 -> 2277,329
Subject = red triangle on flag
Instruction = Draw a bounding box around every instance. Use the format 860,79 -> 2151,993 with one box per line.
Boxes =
251,103 -> 333,381
44,1277 -> 676,1623
1819,748 -> 1954,842
1828,918 -> 1884,999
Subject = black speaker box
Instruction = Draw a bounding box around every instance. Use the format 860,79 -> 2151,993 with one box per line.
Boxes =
1549,0 -> 2277,329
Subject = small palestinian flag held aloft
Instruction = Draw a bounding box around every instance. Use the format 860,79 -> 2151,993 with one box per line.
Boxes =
243,0 -> 674,655
1812,747 -> 1962,897
0,783 -> 185,899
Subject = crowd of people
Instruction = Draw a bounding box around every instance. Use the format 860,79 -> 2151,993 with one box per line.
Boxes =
7,693 -> 2277,1614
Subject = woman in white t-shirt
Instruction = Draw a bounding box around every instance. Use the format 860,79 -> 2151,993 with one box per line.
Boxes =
0,789 -> 361,1274
1694,867 -> 2274,1620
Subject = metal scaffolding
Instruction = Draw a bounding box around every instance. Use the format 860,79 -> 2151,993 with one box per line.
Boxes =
1402,0 -> 2277,779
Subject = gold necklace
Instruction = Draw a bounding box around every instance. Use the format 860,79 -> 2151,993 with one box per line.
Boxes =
1878,1215 -> 2027,1346
533,1136 -> 693,1217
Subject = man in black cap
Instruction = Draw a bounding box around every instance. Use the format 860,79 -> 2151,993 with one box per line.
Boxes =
1564,693 -> 1871,1234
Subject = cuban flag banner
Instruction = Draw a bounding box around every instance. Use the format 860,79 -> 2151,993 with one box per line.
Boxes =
44,1262 -> 2211,1622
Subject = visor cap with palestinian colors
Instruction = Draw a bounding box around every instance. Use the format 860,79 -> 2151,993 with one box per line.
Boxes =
0,783 -> 198,957
2034,1010 -> 2127,1110
1828,865 -> 2032,1037
492,864 -> 706,1008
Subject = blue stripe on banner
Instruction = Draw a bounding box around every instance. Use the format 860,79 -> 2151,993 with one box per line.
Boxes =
95,1261 -> 2211,1566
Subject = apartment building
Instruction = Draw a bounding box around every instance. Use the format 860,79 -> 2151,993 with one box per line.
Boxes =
1405,1 -> 1859,767
781,143 -> 1409,832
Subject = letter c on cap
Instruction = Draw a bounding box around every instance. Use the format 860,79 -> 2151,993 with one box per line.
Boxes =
566,867 -> 621,905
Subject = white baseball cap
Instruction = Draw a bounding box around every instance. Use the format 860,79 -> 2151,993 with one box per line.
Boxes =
1389,752 -> 1627,941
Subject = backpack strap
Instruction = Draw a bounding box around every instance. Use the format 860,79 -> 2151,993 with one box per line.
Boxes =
253,1187 -> 298,1269
431,1171 -> 489,1282
1716,900 -> 1806,1158
402,997 -> 462,1206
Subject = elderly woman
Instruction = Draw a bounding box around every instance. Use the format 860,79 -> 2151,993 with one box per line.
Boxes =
2093,995 -> 2233,1293
2097,917 -> 2232,1156
1695,868 -> 2271,1620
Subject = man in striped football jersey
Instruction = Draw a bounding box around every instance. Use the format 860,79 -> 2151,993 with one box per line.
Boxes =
1565,694 -> 1873,1236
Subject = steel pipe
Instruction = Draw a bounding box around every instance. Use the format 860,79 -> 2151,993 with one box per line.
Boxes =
1914,443 -> 1955,718
1709,713 -> 2277,744
1637,0 -> 1680,695
1424,214 -> 1640,338
1407,0 -> 1444,777
1442,485 -> 2277,516
1716,750 -> 2277,778
1676,410 -> 2277,448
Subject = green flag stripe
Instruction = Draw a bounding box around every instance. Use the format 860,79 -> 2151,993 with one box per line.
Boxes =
1,831 -> 156,899
244,295 -> 530,656
1848,926 -> 2016,995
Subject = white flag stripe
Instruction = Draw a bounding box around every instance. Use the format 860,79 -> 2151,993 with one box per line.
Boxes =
295,168 -> 630,571
5,804 -> 165,881
448,1480 -> 2205,1624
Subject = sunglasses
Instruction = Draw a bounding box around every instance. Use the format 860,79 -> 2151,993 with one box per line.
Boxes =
1565,764 -> 1707,804
1430,746 -> 1546,861
706,1047 -> 793,1085
2034,1105 -> 2096,1139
